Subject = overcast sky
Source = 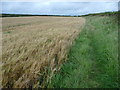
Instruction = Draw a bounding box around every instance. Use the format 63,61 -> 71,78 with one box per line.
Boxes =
2,2 -> 118,15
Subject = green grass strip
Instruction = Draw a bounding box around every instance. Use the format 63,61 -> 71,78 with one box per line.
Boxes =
48,15 -> 118,88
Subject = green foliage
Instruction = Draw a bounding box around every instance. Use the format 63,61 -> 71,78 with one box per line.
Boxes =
81,11 -> 119,17
48,15 -> 118,88
1,11 -> 119,17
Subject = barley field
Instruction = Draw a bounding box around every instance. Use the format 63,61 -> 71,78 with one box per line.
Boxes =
2,16 -> 85,88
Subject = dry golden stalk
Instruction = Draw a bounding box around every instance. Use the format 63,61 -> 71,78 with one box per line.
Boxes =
2,16 -> 85,88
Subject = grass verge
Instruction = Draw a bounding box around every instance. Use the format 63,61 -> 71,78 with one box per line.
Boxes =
48,15 -> 118,88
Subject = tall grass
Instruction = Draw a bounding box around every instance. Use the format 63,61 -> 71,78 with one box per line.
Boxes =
49,15 -> 118,88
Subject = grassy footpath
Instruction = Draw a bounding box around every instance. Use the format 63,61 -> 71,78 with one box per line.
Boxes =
48,15 -> 118,88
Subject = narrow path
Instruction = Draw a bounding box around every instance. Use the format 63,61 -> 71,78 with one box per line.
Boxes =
49,15 -> 118,88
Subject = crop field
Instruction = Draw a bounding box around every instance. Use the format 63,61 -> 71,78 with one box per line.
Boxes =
2,16 -> 85,88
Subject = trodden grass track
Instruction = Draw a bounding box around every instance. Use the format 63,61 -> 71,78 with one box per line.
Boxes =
49,15 -> 118,88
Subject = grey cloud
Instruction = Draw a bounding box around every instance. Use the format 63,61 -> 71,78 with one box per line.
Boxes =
2,2 -> 118,15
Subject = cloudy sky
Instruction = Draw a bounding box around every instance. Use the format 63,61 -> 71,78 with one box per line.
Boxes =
2,2 -> 118,15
